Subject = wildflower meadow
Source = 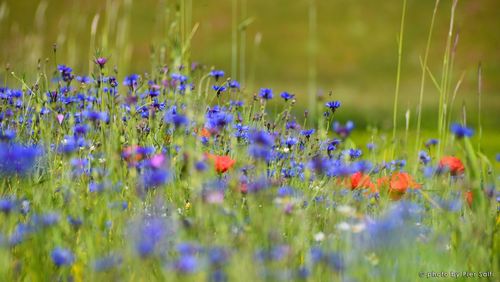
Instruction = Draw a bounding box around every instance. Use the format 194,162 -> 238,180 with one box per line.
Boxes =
0,0 -> 499,281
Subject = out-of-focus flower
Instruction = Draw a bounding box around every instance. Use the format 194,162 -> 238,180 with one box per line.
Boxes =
209,70 -> 225,80
51,247 -> 75,267
280,92 -> 295,101
206,154 -> 236,174
333,121 -> 354,139
0,143 -> 41,177
439,156 -> 465,176
123,74 -> 140,88
94,57 -> 108,68
450,123 -> 473,138
349,172 -> 375,191
387,172 -> 421,200
259,88 -> 273,100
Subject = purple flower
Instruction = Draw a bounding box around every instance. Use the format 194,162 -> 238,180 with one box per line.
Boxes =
333,121 -> 354,139
51,248 -> 75,267
95,57 -> 108,68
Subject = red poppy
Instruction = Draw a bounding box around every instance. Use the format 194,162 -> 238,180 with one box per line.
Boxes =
349,172 -> 374,190
388,172 -> 421,200
206,154 -> 236,174
122,145 -> 144,164
439,156 -> 465,176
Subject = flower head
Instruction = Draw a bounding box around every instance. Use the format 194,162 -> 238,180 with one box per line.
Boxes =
259,88 -> 273,100
438,156 -> 465,176
450,123 -> 473,138
51,248 -> 74,267
325,101 -> 341,112
280,92 -> 295,101
206,154 -> 236,174
209,70 -> 225,80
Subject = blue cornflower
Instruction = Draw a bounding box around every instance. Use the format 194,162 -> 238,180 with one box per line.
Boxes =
425,138 -> 439,147
367,142 -> 376,151
208,247 -> 230,266
277,186 -> 299,198
286,120 -> 300,130
0,197 -> 16,214
419,151 -> 431,165
206,108 -> 233,134
171,73 -> 188,83
76,76 -> 93,84
284,137 -> 298,148
57,65 -> 73,82
300,129 -> 315,138
0,143 -> 41,177
0,129 -> 16,141
496,154 -> 500,162
248,130 -> 275,161
212,85 -> 227,94
259,88 -> 273,100
333,121 -> 354,139
450,123 -> 473,138
233,123 -> 249,140
174,255 -> 198,273
165,106 -> 189,128
67,216 -> 83,228
195,160 -> 208,172
141,169 -> 171,191
325,101 -> 341,112
209,70 -> 225,80
73,124 -> 88,136
229,80 -> 240,89
123,74 -> 140,88
51,248 -> 75,267
58,136 -> 77,154
136,217 -> 168,257
230,100 -> 244,108
326,139 -> 341,154
348,148 -> 362,159
33,212 -> 60,227
280,92 -> 295,101
246,177 -> 271,193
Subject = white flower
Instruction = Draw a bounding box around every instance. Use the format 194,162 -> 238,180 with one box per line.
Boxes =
314,232 -> 325,241
336,222 -> 351,231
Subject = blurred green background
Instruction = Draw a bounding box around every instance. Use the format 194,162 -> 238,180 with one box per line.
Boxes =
0,0 -> 499,132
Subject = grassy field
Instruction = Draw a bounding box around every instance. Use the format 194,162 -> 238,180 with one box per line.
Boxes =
0,0 -> 499,281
